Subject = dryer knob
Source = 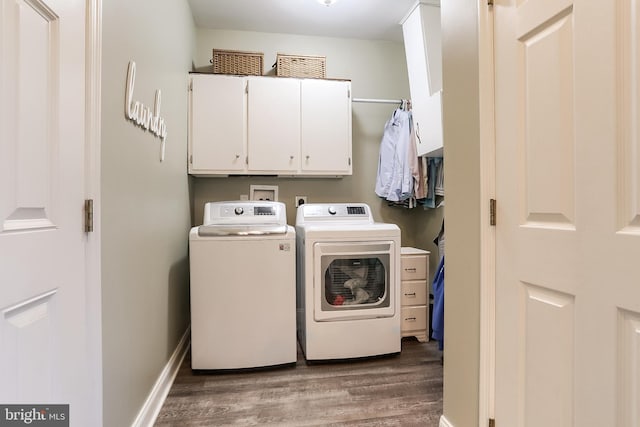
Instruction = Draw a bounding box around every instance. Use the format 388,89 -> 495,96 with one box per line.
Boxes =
328,206 -> 337,215
234,207 -> 244,215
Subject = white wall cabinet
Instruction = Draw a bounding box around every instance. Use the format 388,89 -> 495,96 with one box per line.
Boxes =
301,79 -> 352,175
247,77 -> 301,174
188,73 -> 352,177
189,74 -> 247,174
401,0 -> 443,157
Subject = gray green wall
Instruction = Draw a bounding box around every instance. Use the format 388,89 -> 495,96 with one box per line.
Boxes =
192,29 -> 445,277
442,0 -> 482,425
100,1 -> 195,426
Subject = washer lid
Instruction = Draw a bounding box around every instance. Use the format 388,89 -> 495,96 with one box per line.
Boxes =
198,201 -> 288,235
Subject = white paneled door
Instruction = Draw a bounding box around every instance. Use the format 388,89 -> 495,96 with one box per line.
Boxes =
0,0 -> 94,425
495,0 -> 640,426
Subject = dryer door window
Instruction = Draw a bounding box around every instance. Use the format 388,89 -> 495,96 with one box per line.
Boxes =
313,241 -> 396,321
323,257 -> 389,309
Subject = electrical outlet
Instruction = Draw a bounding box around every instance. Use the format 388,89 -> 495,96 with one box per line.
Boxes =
295,196 -> 308,207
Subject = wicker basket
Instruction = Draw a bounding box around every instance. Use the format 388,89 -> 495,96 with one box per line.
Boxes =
274,53 -> 326,79
211,49 -> 264,76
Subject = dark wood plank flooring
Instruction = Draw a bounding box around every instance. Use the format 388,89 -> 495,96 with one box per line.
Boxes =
155,338 -> 443,426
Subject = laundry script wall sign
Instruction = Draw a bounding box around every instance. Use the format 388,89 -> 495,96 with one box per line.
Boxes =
125,61 -> 168,162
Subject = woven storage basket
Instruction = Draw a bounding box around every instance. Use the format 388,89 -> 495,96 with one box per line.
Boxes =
274,53 -> 326,79
211,49 -> 264,76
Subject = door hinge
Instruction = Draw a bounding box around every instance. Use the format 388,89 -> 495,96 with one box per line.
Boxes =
489,418 -> 495,427
84,199 -> 94,233
189,154 -> 193,164
489,198 -> 496,226
487,0 -> 493,5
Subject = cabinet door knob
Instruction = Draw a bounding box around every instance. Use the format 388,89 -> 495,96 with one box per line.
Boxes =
235,154 -> 240,159
306,155 -> 310,160
290,155 -> 294,160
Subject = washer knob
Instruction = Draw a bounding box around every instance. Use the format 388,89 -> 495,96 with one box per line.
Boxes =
328,206 -> 337,215
234,207 -> 244,215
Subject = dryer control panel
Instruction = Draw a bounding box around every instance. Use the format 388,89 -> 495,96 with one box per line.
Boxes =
296,203 -> 374,225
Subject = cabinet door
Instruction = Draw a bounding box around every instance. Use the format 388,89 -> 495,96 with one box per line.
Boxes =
402,3 -> 443,157
188,74 -> 246,174
247,77 -> 300,173
300,80 -> 352,175
412,91 -> 443,157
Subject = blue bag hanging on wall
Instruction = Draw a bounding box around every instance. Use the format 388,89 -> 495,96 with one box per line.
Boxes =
431,256 -> 445,351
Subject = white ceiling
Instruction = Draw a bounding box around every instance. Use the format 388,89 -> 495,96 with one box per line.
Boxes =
187,0 -> 418,42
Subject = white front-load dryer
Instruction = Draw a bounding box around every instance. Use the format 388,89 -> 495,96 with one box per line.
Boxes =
189,201 -> 296,370
296,203 -> 401,361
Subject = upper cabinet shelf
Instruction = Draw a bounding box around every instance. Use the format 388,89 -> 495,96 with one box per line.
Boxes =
188,74 -> 352,177
401,0 -> 443,157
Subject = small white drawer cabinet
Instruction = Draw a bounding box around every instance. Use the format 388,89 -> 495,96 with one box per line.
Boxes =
400,247 -> 430,342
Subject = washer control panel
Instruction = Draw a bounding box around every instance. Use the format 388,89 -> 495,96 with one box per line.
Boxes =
202,201 -> 285,226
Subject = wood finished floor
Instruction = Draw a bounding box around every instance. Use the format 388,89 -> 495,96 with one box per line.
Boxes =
155,338 -> 443,427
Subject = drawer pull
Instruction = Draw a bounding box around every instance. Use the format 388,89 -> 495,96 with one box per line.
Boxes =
404,292 -> 416,297
404,267 -> 417,272
405,317 -> 417,321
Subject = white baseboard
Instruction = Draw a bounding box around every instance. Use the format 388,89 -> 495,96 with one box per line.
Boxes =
131,326 -> 190,427
439,415 -> 454,427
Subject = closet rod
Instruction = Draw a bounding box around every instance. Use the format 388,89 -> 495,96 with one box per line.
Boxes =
352,97 -> 405,104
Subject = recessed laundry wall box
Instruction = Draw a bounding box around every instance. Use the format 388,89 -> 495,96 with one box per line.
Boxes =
188,73 -> 352,177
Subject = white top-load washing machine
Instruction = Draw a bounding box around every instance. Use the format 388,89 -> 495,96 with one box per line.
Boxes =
295,203 -> 401,361
189,201 -> 296,370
